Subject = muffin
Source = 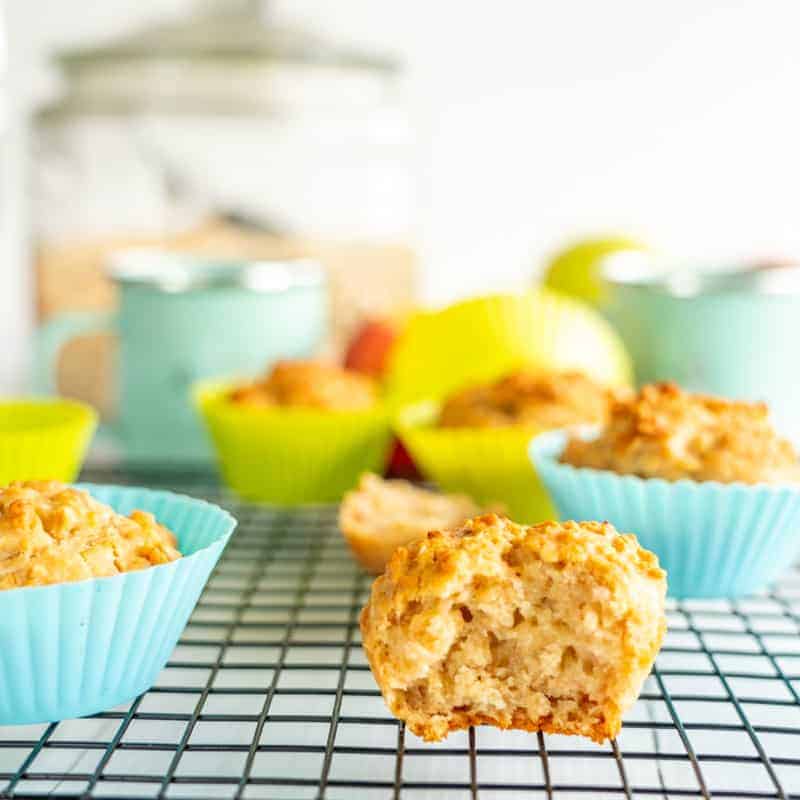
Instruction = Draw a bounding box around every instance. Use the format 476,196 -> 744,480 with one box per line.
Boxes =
397,370 -> 620,523
361,513 -> 666,743
532,383 -> 800,599
339,473 -> 489,573
561,381 -> 800,484
0,480 -> 181,590
196,361 -> 393,505
0,483 -> 234,726
439,369 -> 617,429
230,360 -> 377,411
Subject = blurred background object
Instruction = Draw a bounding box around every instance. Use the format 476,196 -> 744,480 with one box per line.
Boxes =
28,0 -> 416,427
0,3 -> 33,396
603,254 -> 800,441
36,252 -> 329,463
33,0 -> 412,241
3,0 -> 800,456
542,236 -> 649,306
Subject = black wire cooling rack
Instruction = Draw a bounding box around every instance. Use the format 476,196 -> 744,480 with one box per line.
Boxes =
2,466 -> 800,800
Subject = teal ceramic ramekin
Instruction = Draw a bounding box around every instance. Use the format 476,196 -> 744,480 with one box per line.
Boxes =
0,484 -> 236,725
530,431 -> 800,599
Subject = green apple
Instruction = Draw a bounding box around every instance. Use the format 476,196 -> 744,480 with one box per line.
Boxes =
543,236 -> 648,306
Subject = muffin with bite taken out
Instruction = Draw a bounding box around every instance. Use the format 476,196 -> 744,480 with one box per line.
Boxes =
360,513 -> 666,743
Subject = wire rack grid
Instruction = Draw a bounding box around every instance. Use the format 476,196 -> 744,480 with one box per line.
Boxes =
1,467 -> 800,800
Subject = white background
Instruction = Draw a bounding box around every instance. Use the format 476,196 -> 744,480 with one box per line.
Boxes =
3,0 -> 800,390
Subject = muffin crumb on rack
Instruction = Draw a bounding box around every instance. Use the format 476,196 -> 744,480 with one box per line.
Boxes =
360,513 -> 666,743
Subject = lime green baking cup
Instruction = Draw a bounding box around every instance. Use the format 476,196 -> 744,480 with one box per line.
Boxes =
385,290 -> 632,405
395,402 -> 555,524
0,399 -> 97,485
195,382 -> 394,504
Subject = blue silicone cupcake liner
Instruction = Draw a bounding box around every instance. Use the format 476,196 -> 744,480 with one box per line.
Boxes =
0,484 -> 236,725
530,431 -> 800,599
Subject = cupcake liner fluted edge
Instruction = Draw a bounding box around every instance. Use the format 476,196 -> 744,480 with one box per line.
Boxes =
530,431 -> 800,599
195,381 -> 394,505
0,484 -> 236,725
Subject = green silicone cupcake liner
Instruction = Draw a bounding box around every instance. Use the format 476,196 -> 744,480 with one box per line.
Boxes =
396,402 -> 555,524
195,381 -> 394,505
0,399 -> 97,485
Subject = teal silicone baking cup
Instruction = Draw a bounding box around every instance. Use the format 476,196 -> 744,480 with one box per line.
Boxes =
0,484 -> 236,725
530,430 -> 800,599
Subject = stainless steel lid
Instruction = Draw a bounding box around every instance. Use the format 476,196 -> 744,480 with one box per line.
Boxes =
108,249 -> 326,293
602,251 -> 800,298
39,0 -> 400,118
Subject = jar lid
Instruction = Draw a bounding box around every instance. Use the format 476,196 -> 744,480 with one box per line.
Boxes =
55,1 -> 397,71
38,1 -> 399,118
108,249 -> 326,293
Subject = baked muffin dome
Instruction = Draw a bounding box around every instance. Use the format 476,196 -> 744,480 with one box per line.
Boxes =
230,360 -> 377,411
561,381 -> 800,484
0,481 -> 181,590
360,513 -> 666,743
339,473 -> 486,574
438,369 -> 616,429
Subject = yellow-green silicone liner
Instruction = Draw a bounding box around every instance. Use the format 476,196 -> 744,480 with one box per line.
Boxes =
396,401 -> 555,524
195,382 -> 394,505
0,399 -> 97,484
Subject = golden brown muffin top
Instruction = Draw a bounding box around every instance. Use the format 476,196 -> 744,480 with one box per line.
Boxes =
0,481 -> 181,590
438,369 -> 617,429
230,360 -> 377,411
377,514 -> 664,600
561,381 -> 800,484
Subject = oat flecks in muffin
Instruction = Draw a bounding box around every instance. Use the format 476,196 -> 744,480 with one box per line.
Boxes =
339,473 -> 489,574
0,481 -> 182,590
561,381 -> 800,484
230,360 -> 377,411
360,514 -> 666,743
438,369 -> 618,429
